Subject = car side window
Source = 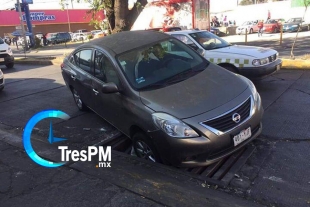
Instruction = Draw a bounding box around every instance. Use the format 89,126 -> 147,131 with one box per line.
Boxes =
94,50 -> 120,86
75,50 -> 92,73
172,34 -> 199,51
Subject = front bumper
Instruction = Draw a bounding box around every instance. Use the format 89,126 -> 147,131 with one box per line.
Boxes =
147,93 -> 264,168
0,71 -> 4,90
282,27 -> 298,32
0,54 -> 14,65
238,59 -> 282,78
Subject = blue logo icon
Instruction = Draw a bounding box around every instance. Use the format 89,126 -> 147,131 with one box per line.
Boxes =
23,110 -> 70,168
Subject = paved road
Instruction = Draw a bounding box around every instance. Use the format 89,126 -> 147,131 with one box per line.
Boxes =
222,30 -> 310,59
0,64 -> 310,206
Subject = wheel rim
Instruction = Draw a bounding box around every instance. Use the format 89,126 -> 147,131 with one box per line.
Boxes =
135,141 -> 156,162
72,89 -> 83,109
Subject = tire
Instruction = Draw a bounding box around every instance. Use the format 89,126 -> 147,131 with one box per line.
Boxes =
273,28 -> 277,33
221,65 -> 238,74
5,63 -> 14,69
79,37 -> 83,41
71,88 -> 88,111
133,132 -> 162,163
249,28 -> 253,34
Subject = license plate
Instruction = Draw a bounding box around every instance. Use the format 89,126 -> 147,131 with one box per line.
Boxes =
233,127 -> 251,146
0,58 -> 4,62
276,64 -> 281,70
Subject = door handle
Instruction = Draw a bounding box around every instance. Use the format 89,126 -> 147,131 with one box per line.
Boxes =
93,89 -> 99,95
71,75 -> 76,81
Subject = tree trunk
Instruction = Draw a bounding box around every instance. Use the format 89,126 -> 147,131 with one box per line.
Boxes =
113,0 -> 128,33
290,5 -> 308,59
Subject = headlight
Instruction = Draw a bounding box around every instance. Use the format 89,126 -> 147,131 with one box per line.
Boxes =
252,57 -> 269,66
276,52 -> 279,59
152,113 -> 199,138
0,69 -> 3,78
252,59 -> 260,66
260,57 -> 269,65
239,76 -> 259,115
7,47 -> 12,54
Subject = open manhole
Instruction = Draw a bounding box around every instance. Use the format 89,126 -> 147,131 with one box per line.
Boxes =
98,133 -> 255,187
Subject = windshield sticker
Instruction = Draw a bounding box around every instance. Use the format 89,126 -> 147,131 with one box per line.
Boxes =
136,77 -> 145,84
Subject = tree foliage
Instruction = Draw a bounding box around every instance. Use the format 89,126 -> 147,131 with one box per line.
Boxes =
59,0 -> 147,33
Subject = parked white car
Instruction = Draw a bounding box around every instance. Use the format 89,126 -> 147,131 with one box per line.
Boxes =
0,37 -> 14,69
236,20 -> 260,35
166,30 -> 282,79
72,33 -> 88,42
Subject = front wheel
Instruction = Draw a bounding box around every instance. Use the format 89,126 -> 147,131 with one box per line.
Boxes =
6,63 -> 14,69
71,88 -> 88,111
133,132 -> 162,163
221,65 -> 239,74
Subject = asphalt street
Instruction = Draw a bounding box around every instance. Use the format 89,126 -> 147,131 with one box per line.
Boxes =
0,64 -> 310,206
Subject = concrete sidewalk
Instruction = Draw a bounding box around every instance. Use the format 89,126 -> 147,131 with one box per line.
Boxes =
0,127 -> 264,207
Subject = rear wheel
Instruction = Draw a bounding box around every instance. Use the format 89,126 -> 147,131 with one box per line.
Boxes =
133,132 -> 162,163
71,88 -> 87,111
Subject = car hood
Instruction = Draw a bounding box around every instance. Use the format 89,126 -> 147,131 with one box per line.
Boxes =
139,64 -> 248,119
211,45 -> 276,59
237,25 -> 250,29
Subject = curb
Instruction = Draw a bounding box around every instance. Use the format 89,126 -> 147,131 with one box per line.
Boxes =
281,58 -> 310,69
15,57 -> 64,66
15,57 -> 310,69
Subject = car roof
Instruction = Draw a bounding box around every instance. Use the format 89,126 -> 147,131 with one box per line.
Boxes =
83,30 -> 170,54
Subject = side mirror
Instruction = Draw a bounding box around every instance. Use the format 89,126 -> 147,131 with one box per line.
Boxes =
101,82 -> 119,94
197,48 -> 205,56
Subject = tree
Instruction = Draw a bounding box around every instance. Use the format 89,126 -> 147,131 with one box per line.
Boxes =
290,0 -> 310,59
60,0 -> 147,33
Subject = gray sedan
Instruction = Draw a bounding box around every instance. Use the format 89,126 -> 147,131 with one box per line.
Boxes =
61,31 -> 263,167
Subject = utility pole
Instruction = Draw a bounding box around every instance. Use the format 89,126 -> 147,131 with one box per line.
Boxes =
17,0 -> 28,54
66,2 -> 71,32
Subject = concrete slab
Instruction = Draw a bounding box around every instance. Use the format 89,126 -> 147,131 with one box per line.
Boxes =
248,142 -> 310,207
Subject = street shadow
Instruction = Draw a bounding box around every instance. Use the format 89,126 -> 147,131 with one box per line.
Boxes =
0,63 -> 56,74
231,35 -> 310,58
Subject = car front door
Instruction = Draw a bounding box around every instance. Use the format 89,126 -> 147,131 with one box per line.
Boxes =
91,50 -> 130,133
68,49 -> 94,109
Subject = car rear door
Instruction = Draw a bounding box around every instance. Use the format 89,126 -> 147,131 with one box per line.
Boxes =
66,49 -> 95,109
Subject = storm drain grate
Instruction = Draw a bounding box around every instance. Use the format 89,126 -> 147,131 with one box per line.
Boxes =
98,134 -> 256,187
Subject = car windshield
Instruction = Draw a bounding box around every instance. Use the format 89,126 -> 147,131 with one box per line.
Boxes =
0,38 -> 4,44
189,31 -> 231,50
242,21 -> 251,25
117,38 -> 208,90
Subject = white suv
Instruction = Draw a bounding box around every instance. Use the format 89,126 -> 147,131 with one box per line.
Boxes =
0,37 -> 14,69
72,33 -> 88,42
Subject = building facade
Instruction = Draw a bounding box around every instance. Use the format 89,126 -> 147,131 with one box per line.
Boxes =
0,9 -> 104,36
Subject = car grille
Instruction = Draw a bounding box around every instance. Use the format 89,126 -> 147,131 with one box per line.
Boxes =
268,54 -> 277,63
0,50 -> 6,53
201,97 -> 251,133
